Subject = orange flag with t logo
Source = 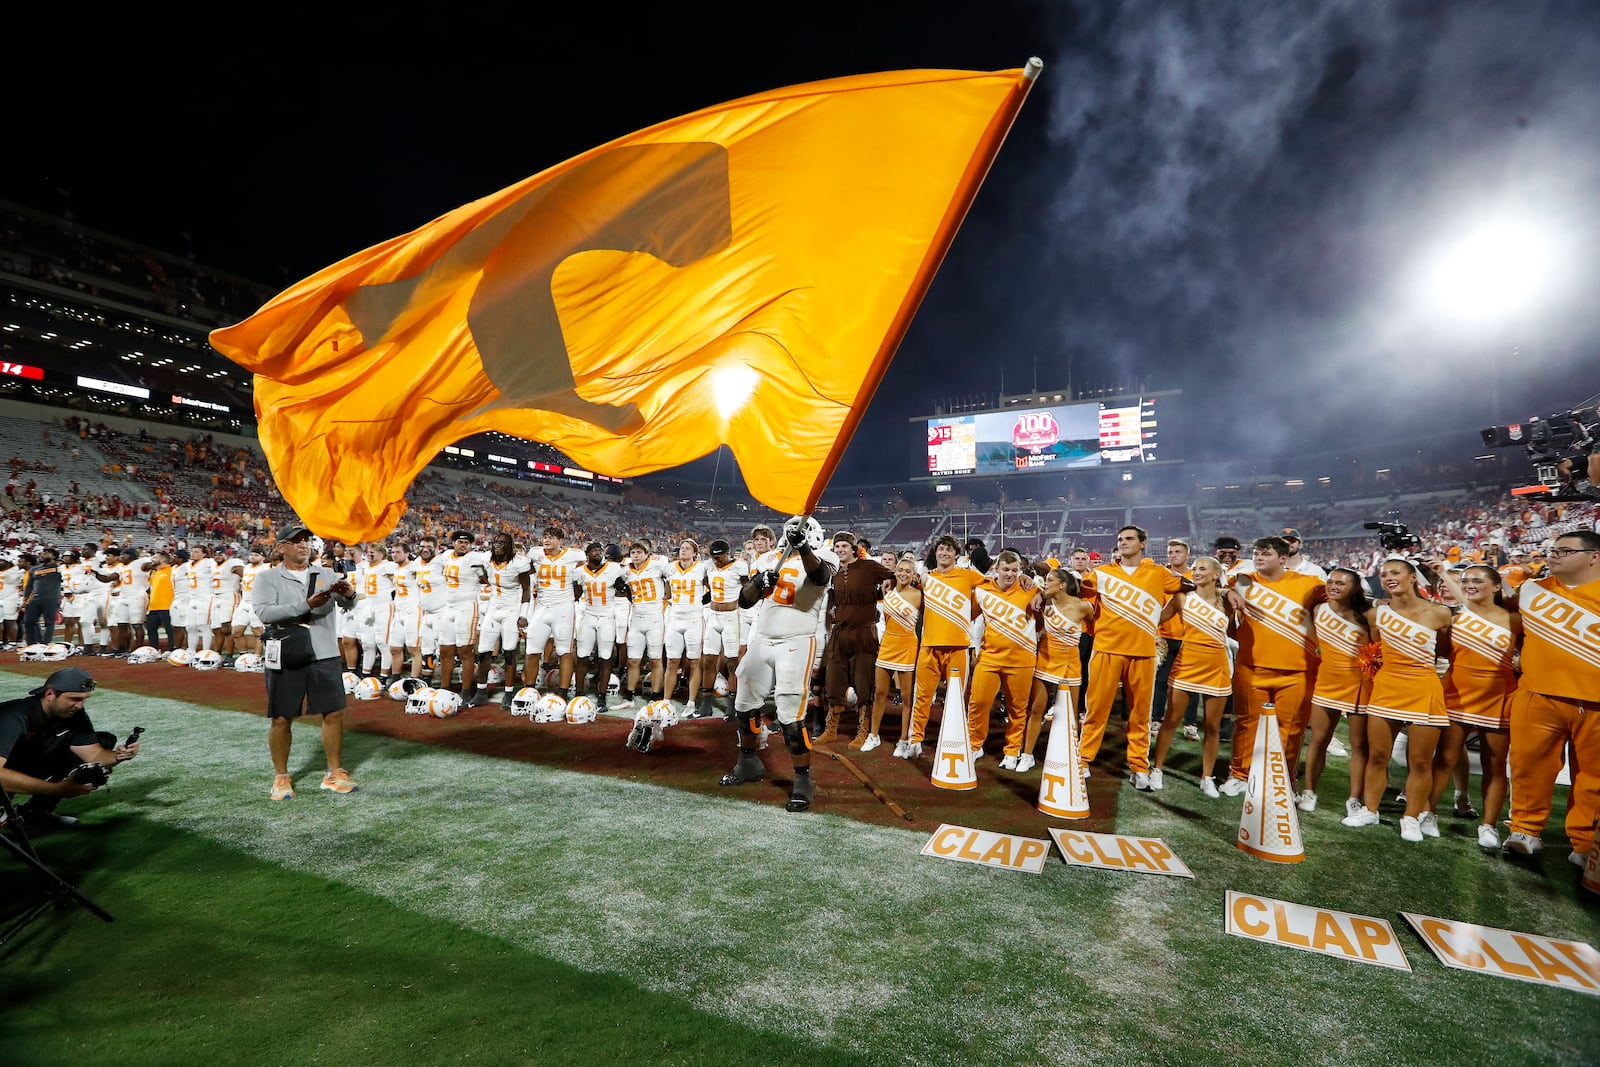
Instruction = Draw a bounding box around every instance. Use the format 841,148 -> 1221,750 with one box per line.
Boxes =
210,63 -> 1040,542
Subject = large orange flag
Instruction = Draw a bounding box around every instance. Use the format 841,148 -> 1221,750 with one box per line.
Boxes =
211,62 -> 1040,542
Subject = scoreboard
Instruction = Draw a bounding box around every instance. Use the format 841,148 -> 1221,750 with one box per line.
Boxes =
917,394 -> 1170,479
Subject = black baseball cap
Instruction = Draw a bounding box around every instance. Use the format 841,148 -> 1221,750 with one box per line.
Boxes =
708,539 -> 731,555
280,525 -> 314,542
1282,528 -> 1302,540
32,667 -> 96,696
1214,536 -> 1242,550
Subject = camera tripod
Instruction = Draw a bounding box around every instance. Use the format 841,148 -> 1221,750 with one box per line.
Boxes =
0,787 -> 114,949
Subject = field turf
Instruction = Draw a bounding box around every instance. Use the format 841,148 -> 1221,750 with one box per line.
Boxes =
1,660 -> 1596,1066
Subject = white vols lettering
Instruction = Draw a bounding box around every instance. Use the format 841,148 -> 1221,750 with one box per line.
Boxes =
1520,586 -> 1600,671
1377,605 -> 1436,664
1097,570 -> 1161,638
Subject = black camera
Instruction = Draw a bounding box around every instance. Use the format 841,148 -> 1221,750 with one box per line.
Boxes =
1364,521 -> 1420,553
1482,398 -> 1600,499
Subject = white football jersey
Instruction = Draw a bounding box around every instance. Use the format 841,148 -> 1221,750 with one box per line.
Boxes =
212,558 -> 245,596
439,549 -> 490,606
530,547 -> 586,607
705,559 -> 750,606
577,561 -> 627,611
665,559 -> 709,616
484,554 -> 532,609
756,549 -> 839,640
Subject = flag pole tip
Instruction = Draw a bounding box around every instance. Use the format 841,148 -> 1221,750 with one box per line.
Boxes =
1023,57 -> 1044,81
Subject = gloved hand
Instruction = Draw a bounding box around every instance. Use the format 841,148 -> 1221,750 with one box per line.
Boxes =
701,590 -> 712,604
786,518 -> 808,548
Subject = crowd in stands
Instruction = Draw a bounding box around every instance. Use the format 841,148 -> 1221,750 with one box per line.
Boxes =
1,201 -> 272,327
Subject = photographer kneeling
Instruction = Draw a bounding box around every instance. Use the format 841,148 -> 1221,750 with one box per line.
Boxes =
0,668 -> 139,829
255,526 -> 357,801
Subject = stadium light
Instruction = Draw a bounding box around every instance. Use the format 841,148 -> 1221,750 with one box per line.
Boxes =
712,364 -> 758,419
1417,218 -> 1560,324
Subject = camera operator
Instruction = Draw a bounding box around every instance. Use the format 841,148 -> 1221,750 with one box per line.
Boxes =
1504,529 -> 1600,868
0,668 -> 138,829
255,526 -> 357,801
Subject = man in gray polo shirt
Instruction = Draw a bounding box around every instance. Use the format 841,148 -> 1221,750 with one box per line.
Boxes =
254,526 -> 357,800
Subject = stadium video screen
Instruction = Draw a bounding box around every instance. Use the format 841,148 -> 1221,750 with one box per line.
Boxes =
923,397 -> 1162,477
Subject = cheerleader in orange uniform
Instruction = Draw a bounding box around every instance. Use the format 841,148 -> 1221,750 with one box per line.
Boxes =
1151,556 -> 1233,796
967,550 -> 1040,759
1435,565 -> 1519,849
1008,567 -> 1092,772
1302,568 -> 1374,816
1344,559 -> 1453,842
866,559 -> 921,754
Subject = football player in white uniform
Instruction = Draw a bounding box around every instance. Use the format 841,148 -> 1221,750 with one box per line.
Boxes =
354,542 -> 399,679
475,531 -> 531,708
385,543 -> 422,681
207,547 -> 245,659
721,516 -> 838,812
700,539 -> 748,716
573,541 -> 629,699
741,525 -> 781,650
57,550 -> 87,649
107,548 -> 156,655
524,525 -> 586,695
663,540 -> 709,712
76,548 -> 114,655
436,530 -> 490,697
0,556 -> 24,646
230,548 -> 270,657
621,541 -> 672,707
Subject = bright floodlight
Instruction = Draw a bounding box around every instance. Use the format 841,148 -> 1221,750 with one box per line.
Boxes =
712,364 -> 759,418
1420,220 -> 1556,322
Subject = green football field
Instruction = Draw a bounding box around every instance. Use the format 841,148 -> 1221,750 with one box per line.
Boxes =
1,663 -> 1596,1066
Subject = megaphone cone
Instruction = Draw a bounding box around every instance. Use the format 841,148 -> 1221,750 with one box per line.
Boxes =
1236,703 -> 1304,863
1038,688 -> 1090,818
931,663 -> 977,791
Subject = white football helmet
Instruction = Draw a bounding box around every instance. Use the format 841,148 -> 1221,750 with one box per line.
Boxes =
387,676 -> 427,701
191,650 -> 223,671
353,676 -> 383,701
234,652 -> 264,673
627,700 -> 678,753
41,643 -> 72,662
127,645 -> 162,664
533,692 -> 568,723
342,671 -> 360,695
486,665 -> 505,687
20,644 -> 46,661
565,695 -> 598,724
844,686 -> 858,706
405,686 -> 438,715
606,673 -> 621,698
167,649 -> 193,667
783,515 -> 826,553
509,686 -> 541,717
427,689 -> 463,718
712,673 -> 729,697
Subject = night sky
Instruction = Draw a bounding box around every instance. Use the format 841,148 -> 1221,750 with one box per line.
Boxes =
7,2 -> 1599,490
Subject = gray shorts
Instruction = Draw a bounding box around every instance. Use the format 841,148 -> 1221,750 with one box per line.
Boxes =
266,657 -> 348,719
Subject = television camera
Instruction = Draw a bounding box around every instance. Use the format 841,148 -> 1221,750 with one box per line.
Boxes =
1363,521 -> 1421,553
1481,396 -> 1600,501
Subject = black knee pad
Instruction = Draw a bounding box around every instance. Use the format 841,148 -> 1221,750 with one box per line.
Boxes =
780,720 -> 809,756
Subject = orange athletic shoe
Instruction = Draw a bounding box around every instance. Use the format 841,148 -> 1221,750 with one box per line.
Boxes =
270,774 -> 295,801
320,768 -> 358,794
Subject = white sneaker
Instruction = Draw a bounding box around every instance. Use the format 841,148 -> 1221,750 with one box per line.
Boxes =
1345,797 -> 1363,819
1400,816 -> 1424,842
1326,737 -> 1349,758
1418,811 -> 1440,838
1183,724 -> 1200,742
1571,851 -> 1590,869
860,734 -> 881,753
1218,777 -> 1247,797
1015,754 -> 1035,773
971,747 -> 985,763
1341,806 -> 1379,827
892,739 -> 908,759
1477,824 -> 1501,850
1296,789 -> 1318,813
1133,771 -> 1151,791
1080,764 -> 1091,780
1148,768 -> 1164,791
904,741 -> 923,760
999,754 -> 1018,771
1200,775 -> 1220,799
1504,831 -> 1543,856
